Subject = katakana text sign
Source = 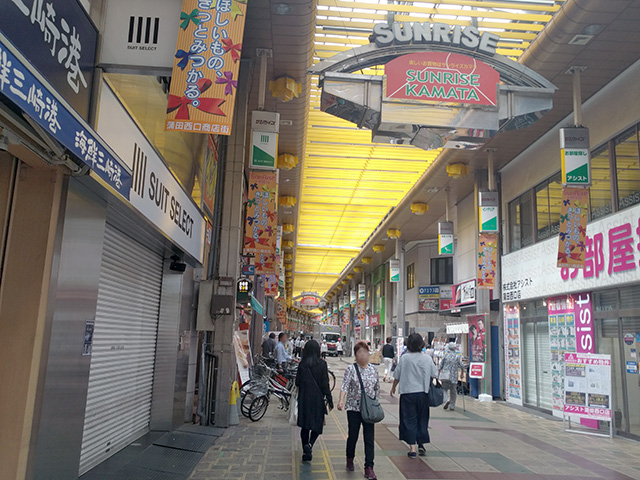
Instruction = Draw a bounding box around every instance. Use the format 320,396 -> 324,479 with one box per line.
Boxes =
166,0 -> 247,135
244,171 -> 278,275
557,187 -> 589,269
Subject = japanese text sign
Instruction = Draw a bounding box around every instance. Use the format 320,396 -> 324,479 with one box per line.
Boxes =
469,363 -> 485,379
418,286 -> 440,312
477,233 -> 498,290
0,36 -> 130,198
557,187 -> 589,269
438,221 -> 454,255
453,279 -> 476,307
166,0 -> 248,135
385,52 -> 499,107
1,0 -> 98,119
564,353 -> 611,421
560,127 -> 590,186
244,171 -> 278,275
389,259 -> 400,283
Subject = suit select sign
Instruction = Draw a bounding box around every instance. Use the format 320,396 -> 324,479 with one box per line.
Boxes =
385,52 -> 499,107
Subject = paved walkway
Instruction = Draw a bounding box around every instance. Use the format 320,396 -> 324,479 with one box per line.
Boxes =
189,358 -> 640,480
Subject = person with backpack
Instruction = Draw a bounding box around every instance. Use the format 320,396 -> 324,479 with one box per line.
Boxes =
382,337 -> 395,382
337,341 -> 380,480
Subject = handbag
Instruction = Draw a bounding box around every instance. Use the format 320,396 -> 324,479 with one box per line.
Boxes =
428,378 -> 445,407
288,385 -> 298,426
354,364 -> 385,423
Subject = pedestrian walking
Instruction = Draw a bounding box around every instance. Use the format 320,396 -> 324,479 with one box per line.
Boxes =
337,339 -> 344,357
439,342 -> 465,411
261,332 -> 277,359
337,341 -> 379,480
296,340 -> 334,462
321,340 -> 328,359
390,333 -> 437,458
382,337 -> 395,382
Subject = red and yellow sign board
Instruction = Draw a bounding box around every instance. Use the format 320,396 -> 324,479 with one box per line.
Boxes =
276,297 -> 287,325
166,0 -> 248,134
557,187 -> 589,269
265,274 -> 278,297
477,233 -> 498,290
385,52 -> 499,107
356,299 -> 365,325
245,171 -> 278,275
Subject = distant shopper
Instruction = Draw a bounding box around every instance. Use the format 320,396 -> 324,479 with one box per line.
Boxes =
337,339 -> 344,357
337,341 -> 380,480
275,332 -> 292,369
439,342 -> 465,411
296,340 -> 334,462
382,337 -> 395,382
262,332 -> 277,359
391,333 -> 437,458
321,340 -> 328,359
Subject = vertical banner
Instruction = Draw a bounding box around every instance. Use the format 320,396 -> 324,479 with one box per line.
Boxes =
389,259 -> 400,282
265,275 -> 278,297
233,330 -> 252,385
557,187 -> 589,269
560,127 -> 591,186
202,135 -> 219,217
166,0 -> 248,134
504,305 -> 522,405
477,233 -> 498,289
548,296 -> 577,413
468,314 -> 486,363
478,192 -> 499,233
438,221 -> 454,255
245,171 -> 278,275
276,297 -> 287,326
418,286 -> 440,312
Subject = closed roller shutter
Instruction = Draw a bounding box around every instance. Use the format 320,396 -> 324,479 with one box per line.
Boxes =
522,322 -> 537,407
79,224 -> 163,475
536,323 -> 552,411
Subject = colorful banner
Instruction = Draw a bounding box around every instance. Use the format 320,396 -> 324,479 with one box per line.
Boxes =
477,233 -> 498,289
166,0 -> 248,134
265,275 -> 278,297
557,187 -> 589,269
468,314 -> 486,363
564,353 -> 612,421
202,135 -> 218,217
232,329 -> 252,385
276,297 -> 287,326
356,299 -> 365,326
504,305 -> 522,404
418,286 -> 440,312
370,314 -> 380,327
548,296 -> 577,413
453,279 -> 476,307
245,171 -> 278,275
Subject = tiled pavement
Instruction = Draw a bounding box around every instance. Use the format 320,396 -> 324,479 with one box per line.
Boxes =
189,358 -> 640,480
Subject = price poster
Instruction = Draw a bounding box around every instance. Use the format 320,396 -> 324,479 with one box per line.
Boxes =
564,353 -> 611,421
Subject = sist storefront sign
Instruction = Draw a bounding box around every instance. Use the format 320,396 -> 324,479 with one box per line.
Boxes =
385,52 -> 499,107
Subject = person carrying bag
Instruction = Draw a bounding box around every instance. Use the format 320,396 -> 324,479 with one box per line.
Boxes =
355,363 -> 385,423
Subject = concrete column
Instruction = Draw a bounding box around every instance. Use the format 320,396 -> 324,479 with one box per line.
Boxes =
0,160 -> 65,480
395,238 -> 405,337
211,60 -> 250,428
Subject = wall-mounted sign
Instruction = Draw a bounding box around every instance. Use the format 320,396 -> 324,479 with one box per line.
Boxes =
418,286 -> 440,312
99,0 -> 180,71
165,0 -> 248,134
560,127 -> 590,186
438,221 -> 454,255
97,81 -> 206,262
0,0 -> 98,119
385,52 -> 499,107
478,191 -> 499,232
389,259 -> 400,283
371,22 -> 500,56
453,279 -> 476,307
242,264 -> 255,276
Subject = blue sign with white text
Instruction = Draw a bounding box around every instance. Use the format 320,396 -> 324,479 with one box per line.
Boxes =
0,37 -> 131,198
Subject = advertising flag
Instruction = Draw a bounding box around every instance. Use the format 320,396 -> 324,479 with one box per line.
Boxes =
477,233 -> 498,289
245,171 -> 278,275
557,187 -> 589,269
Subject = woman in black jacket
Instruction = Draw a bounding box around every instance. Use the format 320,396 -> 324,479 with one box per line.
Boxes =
295,339 -> 334,462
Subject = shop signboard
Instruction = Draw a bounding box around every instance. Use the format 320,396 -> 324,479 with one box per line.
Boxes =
350,289 -> 357,306
244,171 -> 278,275
468,314 -> 486,363
300,296 -> 319,307
438,221 -> 454,255
389,259 -> 400,283
477,233 -> 498,289
250,111 -> 279,170
504,305 -> 522,405
560,127 -> 590,186
97,81 -> 208,262
479,192 -> 499,232
548,296 -> 577,413
453,279 -> 476,307
165,0 -> 248,135
264,275 -> 278,297
0,0 -> 98,119
439,285 -> 453,311
242,264 -> 255,276
502,202 -> 640,302
564,353 -> 611,422
0,39 -> 130,199
233,330 -> 252,385
358,284 -> 366,300
418,286 -> 440,312
557,187 -> 589,269
370,314 -> 380,327
356,298 -> 365,326
469,363 -> 485,379
202,135 -> 218,219
384,52 -> 499,107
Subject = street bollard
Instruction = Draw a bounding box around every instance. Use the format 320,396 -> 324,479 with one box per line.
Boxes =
229,380 -> 240,425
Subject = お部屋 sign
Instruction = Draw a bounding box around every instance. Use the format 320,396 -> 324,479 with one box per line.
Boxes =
438,221 -> 454,255
371,23 -> 501,56
0,0 -> 98,119
385,52 -> 500,107
389,259 -> 400,283
250,111 -> 279,170
478,192 -> 499,233
560,128 -> 590,186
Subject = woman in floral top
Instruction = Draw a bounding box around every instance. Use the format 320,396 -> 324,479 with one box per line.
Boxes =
338,341 -> 380,480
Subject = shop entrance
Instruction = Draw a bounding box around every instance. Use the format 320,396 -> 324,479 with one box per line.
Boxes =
521,301 -> 552,411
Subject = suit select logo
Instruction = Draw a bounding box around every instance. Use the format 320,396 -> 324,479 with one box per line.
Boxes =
127,16 -> 160,51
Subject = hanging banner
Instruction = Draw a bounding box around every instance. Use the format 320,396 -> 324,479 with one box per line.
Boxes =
438,221 -> 454,255
557,187 -> 589,269
478,192 -> 499,233
504,304 -> 522,405
350,289 -> 357,306
265,275 -> 278,297
165,0 -> 248,134
468,314 -> 486,363
276,297 -> 287,325
560,127 -> 591,186
548,296 -> 577,413
477,233 -> 498,289
245,171 -> 278,275
232,330 -> 252,385
418,286 -> 440,312
358,284 -> 366,300
202,135 -> 219,218
389,259 -> 400,283
564,353 -> 611,422
343,308 -> 350,326
356,299 -> 365,326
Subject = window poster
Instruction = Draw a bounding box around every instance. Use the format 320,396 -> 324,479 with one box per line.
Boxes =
504,305 -> 522,404
564,353 -> 611,422
548,296 -> 577,413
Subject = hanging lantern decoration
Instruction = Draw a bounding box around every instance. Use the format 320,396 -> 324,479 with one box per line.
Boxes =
341,280 -> 348,285
282,223 -> 295,234
269,76 -> 302,102
362,257 -> 372,264
411,203 -> 429,215
347,273 -> 355,280
353,266 -> 363,273
387,229 -> 401,239
279,195 -> 297,208
277,153 -> 299,170
446,163 -> 469,179
373,244 -> 385,253
284,253 -> 294,261
282,240 -> 295,249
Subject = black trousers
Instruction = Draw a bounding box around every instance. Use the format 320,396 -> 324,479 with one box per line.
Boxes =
346,410 -> 375,467
398,392 -> 430,446
300,429 -> 320,447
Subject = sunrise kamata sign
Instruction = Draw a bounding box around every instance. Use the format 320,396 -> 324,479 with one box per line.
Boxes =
385,52 -> 500,107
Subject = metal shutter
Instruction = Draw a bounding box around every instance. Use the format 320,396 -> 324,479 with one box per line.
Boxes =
536,322 -> 553,411
522,322 -> 537,406
79,224 -> 163,475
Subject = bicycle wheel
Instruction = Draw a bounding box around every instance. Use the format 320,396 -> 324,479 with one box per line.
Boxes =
241,391 -> 257,418
328,370 -> 336,392
249,395 -> 269,421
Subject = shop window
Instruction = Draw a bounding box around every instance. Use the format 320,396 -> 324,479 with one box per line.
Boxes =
548,173 -> 562,237
430,257 -> 453,285
590,143 -> 613,220
406,263 -> 415,290
615,126 -> 640,211
509,199 -> 521,252
509,192 -> 533,251
535,181 -> 551,241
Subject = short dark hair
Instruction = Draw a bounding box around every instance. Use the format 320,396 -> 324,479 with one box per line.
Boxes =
269,333 -> 275,339
278,332 -> 287,341
354,341 -> 369,356
407,333 -> 425,353
386,337 -> 392,343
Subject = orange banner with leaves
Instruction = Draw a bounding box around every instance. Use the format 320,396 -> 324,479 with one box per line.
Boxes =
166,0 -> 247,134
477,233 -> 498,290
245,171 -> 278,275
557,187 -> 589,269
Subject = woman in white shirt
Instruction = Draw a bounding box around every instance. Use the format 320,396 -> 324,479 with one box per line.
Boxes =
320,340 -> 328,359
